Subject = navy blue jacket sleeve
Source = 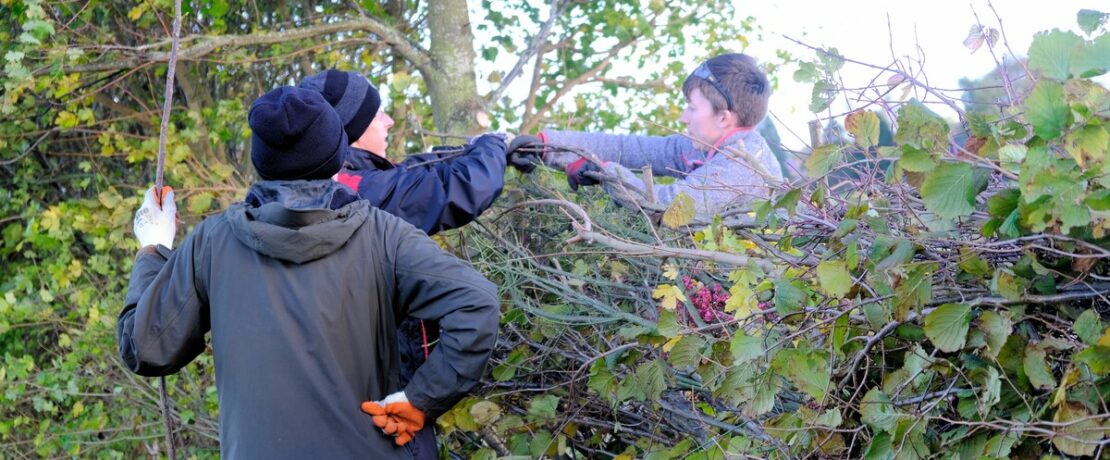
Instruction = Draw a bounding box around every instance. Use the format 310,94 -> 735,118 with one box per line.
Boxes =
339,135 -> 507,235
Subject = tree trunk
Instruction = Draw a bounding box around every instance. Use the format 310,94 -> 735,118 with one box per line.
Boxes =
425,0 -> 483,135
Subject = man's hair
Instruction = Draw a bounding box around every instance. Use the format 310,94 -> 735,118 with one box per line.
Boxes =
682,53 -> 770,127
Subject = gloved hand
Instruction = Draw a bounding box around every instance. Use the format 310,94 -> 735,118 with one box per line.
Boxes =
506,134 -> 542,173
565,157 -> 603,191
468,132 -> 511,146
133,186 -> 177,249
360,391 -> 426,446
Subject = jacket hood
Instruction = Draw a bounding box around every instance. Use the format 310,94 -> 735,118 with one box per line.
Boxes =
227,180 -> 368,264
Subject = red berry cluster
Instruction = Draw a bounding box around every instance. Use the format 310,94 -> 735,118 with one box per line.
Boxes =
681,276 -> 732,324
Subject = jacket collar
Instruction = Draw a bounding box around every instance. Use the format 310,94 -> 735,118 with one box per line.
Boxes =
345,146 -> 394,171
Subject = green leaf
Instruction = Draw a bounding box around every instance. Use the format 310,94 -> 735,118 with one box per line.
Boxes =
772,348 -> 830,400
794,61 -> 819,83
743,375 -> 778,417
895,100 -> 949,150
1024,80 -> 1069,140
893,263 -> 934,321
492,348 -> 526,381
832,312 -> 850,355
1075,345 -> 1110,375
920,162 -> 982,219
810,80 -> 835,112
1074,309 -> 1105,345
587,360 -> 616,399
806,144 -> 844,176
816,260 -> 852,298
529,430 -> 554,458
958,247 -> 990,277
656,309 -> 682,338
729,331 -> 763,364
773,188 -> 802,215
666,335 -> 706,372
1027,29 -> 1084,80
978,310 -> 1012,359
923,303 -> 972,353
993,268 -> 1027,301
22,19 -> 55,40
1023,345 -> 1056,390
898,146 -> 936,173
892,417 -> 931,460
846,110 -> 880,150
863,432 -> 894,460
773,278 -> 806,315
997,144 -> 1027,172
633,360 -> 668,401
1074,33 -> 1110,78
814,408 -> 843,428
1078,9 -> 1109,35
526,395 -> 560,422
860,388 -> 900,434
974,366 -> 1002,414
1059,203 -> 1091,234
661,192 -> 695,229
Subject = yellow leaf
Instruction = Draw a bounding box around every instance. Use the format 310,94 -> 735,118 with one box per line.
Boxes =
1052,403 -> 1102,457
54,110 -> 78,129
845,110 -> 880,149
651,284 -> 687,311
662,336 -> 683,352
1053,367 -> 1081,407
662,263 -> 679,280
725,284 -> 758,317
662,192 -> 696,229
1096,326 -> 1110,347
468,400 -> 501,426
128,6 -> 144,21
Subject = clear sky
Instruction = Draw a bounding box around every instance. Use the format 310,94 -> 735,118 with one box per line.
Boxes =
739,0 -> 1107,149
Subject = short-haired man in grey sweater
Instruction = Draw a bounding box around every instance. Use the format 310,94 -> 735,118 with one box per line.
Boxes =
509,53 -> 783,219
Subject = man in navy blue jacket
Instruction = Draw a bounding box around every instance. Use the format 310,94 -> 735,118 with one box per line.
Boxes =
300,69 -> 520,234
300,69 -> 526,458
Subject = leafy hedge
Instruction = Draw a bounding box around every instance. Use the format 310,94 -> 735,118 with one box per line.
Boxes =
438,14 -> 1110,459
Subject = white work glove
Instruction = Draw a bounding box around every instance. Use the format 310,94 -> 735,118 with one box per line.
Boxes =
377,391 -> 409,405
133,186 -> 177,249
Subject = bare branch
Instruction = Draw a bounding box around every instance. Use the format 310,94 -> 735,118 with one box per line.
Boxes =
486,0 -> 567,106
51,18 -> 432,76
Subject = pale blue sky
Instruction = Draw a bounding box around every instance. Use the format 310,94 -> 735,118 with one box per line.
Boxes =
741,0 -> 1107,148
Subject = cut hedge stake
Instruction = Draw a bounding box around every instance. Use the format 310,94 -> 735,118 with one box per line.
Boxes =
154,0 -> 183,458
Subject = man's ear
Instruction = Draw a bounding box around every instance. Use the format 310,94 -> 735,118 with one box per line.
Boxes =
716,109 -> 739,129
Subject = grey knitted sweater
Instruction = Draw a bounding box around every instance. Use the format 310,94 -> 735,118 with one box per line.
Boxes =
541,129 -> 783,219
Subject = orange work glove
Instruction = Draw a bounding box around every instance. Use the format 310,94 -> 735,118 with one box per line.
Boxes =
361,392 -> 426,446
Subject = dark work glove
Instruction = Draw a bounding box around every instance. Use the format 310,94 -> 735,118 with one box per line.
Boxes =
565,157 -> 603,191
506,134 -> 542,173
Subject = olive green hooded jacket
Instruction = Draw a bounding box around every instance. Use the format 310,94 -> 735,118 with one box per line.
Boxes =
118,180 -> 499,459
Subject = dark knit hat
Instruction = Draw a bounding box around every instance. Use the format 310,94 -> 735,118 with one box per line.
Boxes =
298,69 -> 381,143
248,86 -> 348,180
